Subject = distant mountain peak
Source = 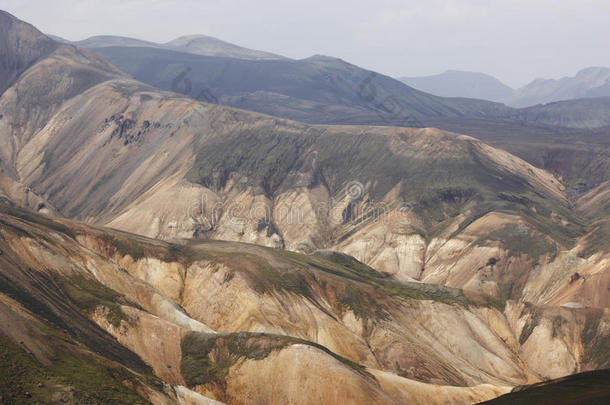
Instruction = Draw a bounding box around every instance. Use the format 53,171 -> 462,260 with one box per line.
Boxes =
576,66 -> 609,76
398,70 -> 513,102
54,31 -> 287,61
165,34 -> 221,46
166,34 -> 215,43
165,34 -> 286,60
303,54 -> 346,63
506,66 -> 610,107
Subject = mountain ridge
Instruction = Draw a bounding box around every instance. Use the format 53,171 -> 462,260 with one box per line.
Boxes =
505,66 -> 610,107
54,32 -> 287,60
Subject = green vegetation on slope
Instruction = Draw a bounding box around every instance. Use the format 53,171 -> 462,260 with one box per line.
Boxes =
180,332 -> 370,388
581,309 -> 610,369
580,221 -> 610,258
185,125 -> 586,250
101,232 -> 150,261
58,276 -> 131,328
0,202 -> 74,238
278,248 -> 478,308
475,223 -> 558,261
0,333 -> 150,405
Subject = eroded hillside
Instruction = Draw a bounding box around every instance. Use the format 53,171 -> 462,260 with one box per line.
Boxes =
0,9 -> 608,404
1,204 -> 608,404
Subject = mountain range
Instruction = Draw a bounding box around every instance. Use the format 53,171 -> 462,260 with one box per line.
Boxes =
61,33 -> 610,191
505,67 -> 610,107
0,9 -> 608,405
50,33 -> 286,60
399,68 -> 610,109
58,35 -> 610,131
45,33 -> 610,135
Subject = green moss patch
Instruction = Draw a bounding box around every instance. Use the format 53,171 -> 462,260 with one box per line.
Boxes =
0,203 -> 74,238
180,332 -> 371,388
58,276 -> 131,328
279,248 -> 480,309
476,223 -> 558,261
0,333 -> 151,405
335,282 -> 389,320
252,265 -> 313,298
101,233 -> 149,261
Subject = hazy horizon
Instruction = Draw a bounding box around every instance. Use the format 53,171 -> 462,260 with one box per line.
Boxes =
1,0 -> 609,88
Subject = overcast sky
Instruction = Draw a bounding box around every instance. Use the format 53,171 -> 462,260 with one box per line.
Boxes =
2,0 -> 609,87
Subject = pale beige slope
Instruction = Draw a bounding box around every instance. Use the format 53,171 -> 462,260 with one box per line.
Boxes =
0,10 -> 602,314
2,57 -> 594,310
93,235 -> 606,388
0,44 -> 121,175
209,344 -> 396,405
188,341 -> 509,405
337,209 -> 606,308
372,369 -> 511,405
3,206 -> 609,404
0,210 -> 214,335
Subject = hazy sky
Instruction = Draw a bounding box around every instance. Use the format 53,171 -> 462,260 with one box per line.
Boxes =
2,0 -> 609,87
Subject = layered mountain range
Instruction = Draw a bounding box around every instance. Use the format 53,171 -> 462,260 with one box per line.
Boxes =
62,33 -> 610,190
505,67 -> 610,108
399,68 -> 610,110
0,9 -> 608,405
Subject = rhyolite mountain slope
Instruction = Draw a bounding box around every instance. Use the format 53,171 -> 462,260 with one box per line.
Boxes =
66,32 -> 610,190
1,203 -> 609,404
0,9 -> 608,305
0,9 -> 609,404
82,36 -> 610,192
398,70 -> 514,102
86,40 -> 610,130
505,67 -> 610,107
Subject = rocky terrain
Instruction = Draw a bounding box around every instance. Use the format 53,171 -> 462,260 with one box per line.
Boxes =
0,203 -> 608,404
0,9 -> 608,404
